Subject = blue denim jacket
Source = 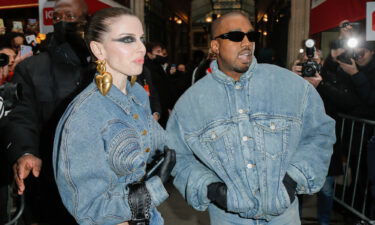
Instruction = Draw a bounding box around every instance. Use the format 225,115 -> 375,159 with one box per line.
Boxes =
167,58 -> 335,221
53,81 -> 168,225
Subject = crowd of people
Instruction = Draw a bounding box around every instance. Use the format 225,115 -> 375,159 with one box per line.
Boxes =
0,0 -> 373,225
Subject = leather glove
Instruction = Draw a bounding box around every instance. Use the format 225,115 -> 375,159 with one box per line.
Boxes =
207,182 -> 227,210
128,182 -> 151,225
283,173 -> 297,203
156,146 -> 176,184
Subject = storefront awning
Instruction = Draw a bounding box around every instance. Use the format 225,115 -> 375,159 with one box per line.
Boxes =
0,0 -> 38,10
310,0 -> 369,34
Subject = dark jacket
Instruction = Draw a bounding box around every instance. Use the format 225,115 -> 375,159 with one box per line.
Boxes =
136,66 -> 162,115
5,41 -> 93,165
144,57 -> 172,127
317,55 -> 372,176
350,56 -> 375,109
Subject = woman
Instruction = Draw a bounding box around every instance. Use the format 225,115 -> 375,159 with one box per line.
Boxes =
53,8 -> 175,225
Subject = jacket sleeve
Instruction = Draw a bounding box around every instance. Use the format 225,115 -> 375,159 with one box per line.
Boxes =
54,120 -> 168,225
166,111 -> 221,211
351,70 -> 375,106
5,60 -> 40,163
287,84 -> 336,194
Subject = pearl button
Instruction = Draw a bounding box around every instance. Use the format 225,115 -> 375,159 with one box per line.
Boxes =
242,136 -> 249,141
235,85 -> 241,89
238,109 -> 245,114
247,163 -> 256,168
270,123 -> 276,130
211,133 -> 217,139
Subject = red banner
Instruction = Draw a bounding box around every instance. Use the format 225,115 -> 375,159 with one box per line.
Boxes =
310,0 -> 369,34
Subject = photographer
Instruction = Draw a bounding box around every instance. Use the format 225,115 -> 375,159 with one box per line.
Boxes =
291,41 -> 346,225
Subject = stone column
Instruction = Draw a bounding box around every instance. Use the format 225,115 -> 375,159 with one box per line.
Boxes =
133,0 -> 145,26
287,0 -> 310,68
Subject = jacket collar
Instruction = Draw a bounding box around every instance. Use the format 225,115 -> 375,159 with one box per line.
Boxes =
95,78 -> 145,115
210,57 -> 258,84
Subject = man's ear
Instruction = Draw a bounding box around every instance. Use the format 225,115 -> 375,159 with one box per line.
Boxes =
210,40 -> 219,56
89,41 -> 105,60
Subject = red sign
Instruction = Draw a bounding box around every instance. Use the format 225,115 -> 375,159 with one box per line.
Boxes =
43,7 -> 54,26
373,11 -> 375,31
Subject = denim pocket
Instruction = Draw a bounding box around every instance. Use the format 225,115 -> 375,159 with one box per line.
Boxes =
200,123 -> 236,167
253,118 -> 290,159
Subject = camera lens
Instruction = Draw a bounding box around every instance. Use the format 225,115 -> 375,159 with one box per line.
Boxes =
0,53 -> 9,67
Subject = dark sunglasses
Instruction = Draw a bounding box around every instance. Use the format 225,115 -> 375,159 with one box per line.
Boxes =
215,31 -> 258,42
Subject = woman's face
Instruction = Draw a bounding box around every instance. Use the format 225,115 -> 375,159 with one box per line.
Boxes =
93,15 -> 146,77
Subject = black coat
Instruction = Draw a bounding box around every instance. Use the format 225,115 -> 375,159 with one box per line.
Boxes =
4,41 -> 93,165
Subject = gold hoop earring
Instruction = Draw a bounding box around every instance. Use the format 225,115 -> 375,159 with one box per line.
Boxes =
130,76 -> 137,86
95,60 -> 112,96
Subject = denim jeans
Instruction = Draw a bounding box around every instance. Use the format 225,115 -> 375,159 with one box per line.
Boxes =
208,199 -> 300,225
317,176 -> 334,225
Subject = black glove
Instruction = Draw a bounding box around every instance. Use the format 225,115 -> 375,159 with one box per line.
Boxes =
128,182 -> 151,225
156,146 -> 176,184
207,182 -> 227,210
282,173 -> 297,203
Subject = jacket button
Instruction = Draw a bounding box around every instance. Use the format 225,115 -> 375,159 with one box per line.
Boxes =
133,114 -> 139,119
270,123 -> 276,130
145,148 -> 150,153
235,85 -> 241,89
242,136 -> 250,141
247,163 -> 256,168
211,133 -> 217,139
141,130 -> 148,135
238,109 -> 245,114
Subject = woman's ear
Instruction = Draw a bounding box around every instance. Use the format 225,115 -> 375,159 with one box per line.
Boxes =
90,41 -> 105,60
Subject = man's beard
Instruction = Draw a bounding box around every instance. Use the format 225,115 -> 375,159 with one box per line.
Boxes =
233,63 -> 251,74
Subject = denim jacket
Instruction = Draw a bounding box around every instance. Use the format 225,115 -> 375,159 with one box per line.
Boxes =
53,80 -> 168,225
167,58 -> 335,221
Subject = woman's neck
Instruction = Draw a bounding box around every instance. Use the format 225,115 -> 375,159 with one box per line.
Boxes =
110,70 -> 128,94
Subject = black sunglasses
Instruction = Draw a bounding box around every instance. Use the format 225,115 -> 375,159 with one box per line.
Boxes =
215,31 -> 258,42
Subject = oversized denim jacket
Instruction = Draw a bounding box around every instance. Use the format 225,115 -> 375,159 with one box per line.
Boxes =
167,58 -> 336,221
53,81 -> 168,225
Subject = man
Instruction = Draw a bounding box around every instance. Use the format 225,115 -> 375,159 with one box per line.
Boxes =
167,11 -> 335,224
145,42 -> 171,127
3,0 -> 92,224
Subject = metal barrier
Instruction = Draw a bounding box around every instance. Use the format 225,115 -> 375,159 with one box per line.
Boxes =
334,113 -> 375,224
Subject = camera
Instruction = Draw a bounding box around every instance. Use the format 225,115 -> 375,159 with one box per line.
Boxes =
336,37 -> 361,64
0,83 -> 22,111
298,39 -> 321,77
0,53 -> 9,67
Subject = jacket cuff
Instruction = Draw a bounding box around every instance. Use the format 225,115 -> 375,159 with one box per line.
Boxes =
145,176 -> 169,206
286,164 -> 309,194
196,173 -> 222,210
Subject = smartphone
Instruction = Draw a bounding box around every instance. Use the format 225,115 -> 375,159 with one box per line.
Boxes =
20,45 -> 33,57
0,19 -> 5,35
25,34 -> 37,45
12,21 -> 23,33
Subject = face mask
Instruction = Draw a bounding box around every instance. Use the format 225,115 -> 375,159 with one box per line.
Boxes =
53,21 -> 80,43
154,55 -> 168,64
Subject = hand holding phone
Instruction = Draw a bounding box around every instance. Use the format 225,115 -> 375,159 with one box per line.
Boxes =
20,45 -> 33,57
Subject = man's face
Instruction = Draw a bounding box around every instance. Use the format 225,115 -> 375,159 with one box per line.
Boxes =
211,14 -> 255,80
0,48 -> 16,68
53,0 -> 86,24
147,46 -> 163,60
355,48 -> 374,67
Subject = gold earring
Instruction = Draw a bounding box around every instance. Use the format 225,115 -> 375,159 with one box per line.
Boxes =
130,76 -> 137,86
95,60 -> 112,96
